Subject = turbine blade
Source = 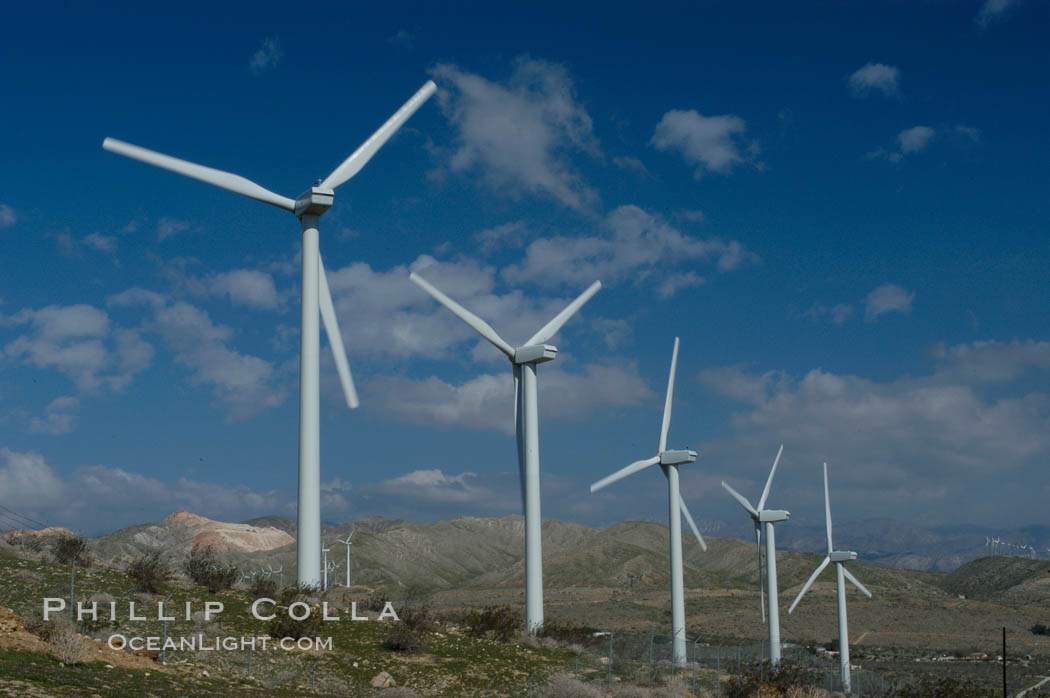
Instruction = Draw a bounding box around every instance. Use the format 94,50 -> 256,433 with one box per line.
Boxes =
824,462 -> 833,554
757,444 -> 784,511
590,455 -> 661,493
757,523 -> 765,623
843,566 -> 873,598
525,280 -> 602,346
679,496 -> 707,552
788,556 -> 831,614
102,138 -> 296,211
321,81 -> 437,190
722,482 -> 758,517
318,252 -> 359,409
658,337 -> 680,453
409,272 -> 515,357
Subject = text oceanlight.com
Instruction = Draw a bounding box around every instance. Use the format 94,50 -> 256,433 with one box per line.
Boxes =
108,634 -> 332,652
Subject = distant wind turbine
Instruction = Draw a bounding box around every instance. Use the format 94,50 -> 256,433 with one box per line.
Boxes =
722,446 -> 789,663
338,531 -> 355,587
789,462 -> 872,693
409,272 -> 601,633
103,80 -> 437,588
589,337 -> 706,666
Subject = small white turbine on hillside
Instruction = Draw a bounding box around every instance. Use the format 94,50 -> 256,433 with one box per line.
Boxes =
722,445 -> 789,663
788,462 -> 872,693
409,272 -> 602,634
589,337 -> 707,666
338,530 -> 355,587
103,80 -> 436,588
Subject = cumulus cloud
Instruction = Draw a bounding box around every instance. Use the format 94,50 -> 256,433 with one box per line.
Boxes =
108,291 -> 284,419
29,396 -> 80,435
2,304 -> 152,391
650,109 -> 753,177
864,283 -> 914,321
0,447 -> 288,535
502,205 -> 757,290
156,217 -> 190,241
83,233 -> 117,253
430,58 -> 600,210
475,221 -> 529,253
696,340 -> 1050,524
0,204 -> 16,227
366,362 -> 653,434
209,269 -> 280,310
976,0 -> 1021,28
867,126 -> 935,162
249,37 -> 282,74
848,63 -> 899,97
612,155 -> 649,175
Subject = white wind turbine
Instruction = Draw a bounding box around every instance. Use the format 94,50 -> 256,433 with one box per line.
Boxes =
322,547 -> 331,591
589,337 -> 707,666
788,462 -> 872,693
722,445 -> 788,663
409,272 -> 602,633
103,80 -> 436,588
338,530 -> 355,587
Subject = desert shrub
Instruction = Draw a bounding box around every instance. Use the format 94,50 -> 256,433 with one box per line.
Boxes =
723,659 -> 821,698
49,622 -> 89,664
397,599 -> 435,633
53,535 -> 87,565
127,551 -> 170,594
539,618 -> 601,647
540,674 -> 603,698
359,590 -> 389,612
183,544 -> 238,593
250,575 -> 279,599
268,587 -> 322,641
1032,623 -> 1050,636
463,605 -> 518,642
385,624 -> 425,653
896,674 -> 991,698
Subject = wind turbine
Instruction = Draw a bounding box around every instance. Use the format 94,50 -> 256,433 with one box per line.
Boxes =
589,337 -> 707,666
409,272 -> 602,633
788,462 -> 872,693
338,530 -> 355,587
322,547 -> 331,591
722,445 -> 789,663
103,80 -> 437,588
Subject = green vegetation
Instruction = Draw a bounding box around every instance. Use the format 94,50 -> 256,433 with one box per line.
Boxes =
183,544 -> 238,593
126,551 -> 169,593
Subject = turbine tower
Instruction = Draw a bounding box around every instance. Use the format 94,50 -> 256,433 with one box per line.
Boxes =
722,445 -> 789,663
788,462 -> 872,693
338,530 -> 355,587
103,81 -> 436,588
589,337 -> 707,665
409,272 -> 602,633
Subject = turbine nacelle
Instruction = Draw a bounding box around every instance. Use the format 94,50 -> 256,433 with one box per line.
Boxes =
660,449 -> 697,466
294,187 -> 335,218
830,550 -> 857,562
513,344 -> 557,365
758,509 -> 790,523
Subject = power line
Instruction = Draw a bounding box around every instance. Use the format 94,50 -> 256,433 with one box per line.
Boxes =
0,503 -> 48,530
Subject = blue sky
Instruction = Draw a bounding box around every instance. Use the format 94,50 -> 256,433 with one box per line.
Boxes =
0,1 -> 1048,536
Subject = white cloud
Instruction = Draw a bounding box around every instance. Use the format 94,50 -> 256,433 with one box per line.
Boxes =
29,396 -> 80,435
387,29 -> 413,50
898,126 -> 935,154
613,155 -> 649,175
806,303 -> 855,325
502,205 -> 757,291
83,233 -> 117,253
475,221 -> 529,253
157,217 -> 190,241
650,109 -> 752,177
209,269 -> 280,310
976,0 -> 1021,28
3,304 -> 151,392
848,63 -> 899,97
955,125 -> 981,142
249,37 -> 282,74
865,283 -> 914,321
109,291 -> 284,419
430,58 -> 600,210
657,272 -> 705,298
0,204 -> 15,227
867,126 -> 935,163
366,362 -> 653,434
696,342 -> 1050,524
0,447 -> 287,535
